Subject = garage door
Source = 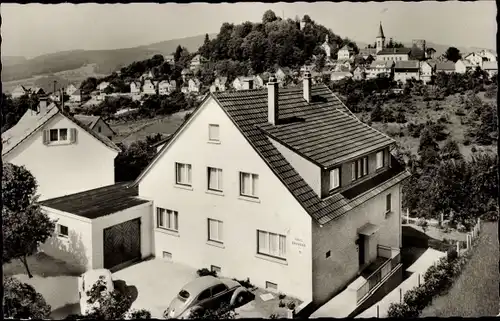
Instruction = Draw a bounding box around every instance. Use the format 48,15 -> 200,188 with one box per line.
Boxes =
103,218 -> 141,270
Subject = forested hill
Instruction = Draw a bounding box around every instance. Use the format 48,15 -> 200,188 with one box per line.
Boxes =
196,10 -> 359,73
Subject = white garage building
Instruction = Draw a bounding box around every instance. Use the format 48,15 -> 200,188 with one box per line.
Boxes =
40,182 -> 153,272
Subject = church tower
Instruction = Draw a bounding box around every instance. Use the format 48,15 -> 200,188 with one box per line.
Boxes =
376,21 -> 385,53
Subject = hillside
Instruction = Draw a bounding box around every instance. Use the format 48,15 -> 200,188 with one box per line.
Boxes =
1,34 -> 214,82
2,55 -> 28,66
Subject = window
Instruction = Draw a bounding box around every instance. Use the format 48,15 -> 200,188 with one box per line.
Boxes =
208,124 -> 220,141
207,167 -> 223,191
97,126 -> 102,133
208,219 -> 223,243
257,230 -> 286,259
210,265 -> 221,274
162,251 -> 172,261
352,157 -> 369,181
326,250 -> 331,258
376,151 -> 385,169
157,208 -> 179,231
57,224 -> 68,237
386,194 -> 392,213
329,168 -> 340,190
265,281 -> 278,291
49,128 -> 68,142
211,284 -> 227,296
198,289 -> 211,301
240,172 -> 259,198
175,163 -> 192,186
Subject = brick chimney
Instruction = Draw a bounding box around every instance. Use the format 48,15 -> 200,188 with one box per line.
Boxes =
38,96 -> 48,114
267,75 -> 279,125
303,71 -> 312,103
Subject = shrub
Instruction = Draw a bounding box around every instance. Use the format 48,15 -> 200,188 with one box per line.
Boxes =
396,111 -> 407,123
387,302 -> 419,318
126,309 -> 152,319
197,268 -> 217,277
446,248 -> 458,261
233,277 -> 255,290
416,217 -> 428,228
191,303 -> 237,319
278,293 -> 286,300
403,286 -> 431,312
407,122 -> 424,138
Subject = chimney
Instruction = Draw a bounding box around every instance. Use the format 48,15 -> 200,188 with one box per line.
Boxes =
38,96 -> 48,114
303,71 -> 312,103
243,78 -> 254,90
60,88 -> 65,110
267,76 -> 279,125
53,80 -> 57,96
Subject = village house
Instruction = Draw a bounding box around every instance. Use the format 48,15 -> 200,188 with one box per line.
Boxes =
254,73 -> 271,89
353,66 -> 366,80
367,60 -> 394,79
435,61 -> 456,74
70,89 -> 82,103
337,45 -> 355,60
97,81 -> 110,91
275,67 -> 294,85
482,61 -> 498,78
188,78 -> 202,93
164,55 -> 175,65
130,81 -> 142,95
29,87 -> 46,96
181,68 -> 194,81
394,60 -> 421,84
140,71 -> 155,81
11,85 -> 29,99
359,48 -> 378,60
377,48 -> 412,62
233,76 -> 255,91
190,54 -> 207,70
159,80 -> 177,95
477,49 -> 497,62
124,72 -> 410,308
73,114 -> 116,140
210,77 -> 228,93
330,71 -> 353,82
332,60 -> 352,72
1,97 -> 120,201
321,35 -> 337,59
425,48 -> 437,60
419,61 -> 435,84
455,59 -> 474,74
142,79 -> 158,95
66,84 -> 78,96
463,52 -> 485,68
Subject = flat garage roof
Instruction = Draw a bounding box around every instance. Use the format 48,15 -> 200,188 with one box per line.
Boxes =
40,182 -> 151,219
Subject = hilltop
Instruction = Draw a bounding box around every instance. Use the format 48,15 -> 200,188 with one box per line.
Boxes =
2,34 -> 215,82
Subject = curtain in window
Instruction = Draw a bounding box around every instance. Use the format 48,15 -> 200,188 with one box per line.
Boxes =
157,208 -> 164,227
209,168 -> 217,189
209,219 -> 218,240
269,233 -> 278,256
258,230 -> 268,253
279,235 -> 286,257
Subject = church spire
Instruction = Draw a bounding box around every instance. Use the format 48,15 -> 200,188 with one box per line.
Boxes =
377,21 -> 385,39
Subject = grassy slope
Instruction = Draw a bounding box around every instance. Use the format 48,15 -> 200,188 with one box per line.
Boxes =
420,222 -> 499,317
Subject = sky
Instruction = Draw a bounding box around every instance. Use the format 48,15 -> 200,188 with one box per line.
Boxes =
1,2 -> 497,58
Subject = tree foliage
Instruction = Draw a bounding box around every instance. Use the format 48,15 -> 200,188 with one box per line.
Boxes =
3,277 -> 52,319
2,164 -> 56,278
444,47 -> 462,63
1,94 -> 39,133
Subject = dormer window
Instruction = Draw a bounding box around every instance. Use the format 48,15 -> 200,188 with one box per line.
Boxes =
352,156 -> 368,181
50,129 -> 68,142
44,128 -> 76,145
376,150 -> 385,170
329,168 -> 340,191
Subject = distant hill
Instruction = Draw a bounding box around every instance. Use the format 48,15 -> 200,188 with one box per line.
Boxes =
2,34 -> 215,82
2,55 -> 28,66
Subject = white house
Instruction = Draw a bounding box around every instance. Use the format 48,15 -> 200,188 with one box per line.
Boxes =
477,49 -> 497,62
337,45 -> 355,60
482,61 -> 498,78
232,77 -> 254,91
330,71 -> 353,82
376,48 -> 412,62
164,55 -> 175,64
321,35 -> 337,58
70,89 -> 82,103
419,61 -> 435,84
97,82 -> 110,91
367,60 -> 394,79
275,67 -> 293,84
131,74 -> 410,307
455,59 -> 473,74
394,61 -> 421,84
66,84 -> 78,96
254,74 -> 271,89
1,98 -> 120,201
130,81 -> 141,95
210,77 -> 228,93
140,71 -> 155,81
463,52 -> 485,68
190,54 -> 207,70
11,85 -> 29,99
353,66 -> 366,80
188,78 -> 202,93
142,79 -> 157,95
73,114 -> 116,140
159,80 -> 177,95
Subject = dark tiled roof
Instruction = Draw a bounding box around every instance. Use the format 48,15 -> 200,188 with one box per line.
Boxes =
212,84 -> 408,224
377,48 -> 412,55
436,61 -> 456,71
394,60 -> 420,70
40,182 -> 150,219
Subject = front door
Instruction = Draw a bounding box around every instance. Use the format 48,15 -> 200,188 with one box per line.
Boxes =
357,235 -> 365,267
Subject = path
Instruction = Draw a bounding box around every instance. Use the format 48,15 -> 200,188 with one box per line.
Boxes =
421,222 -> 499,317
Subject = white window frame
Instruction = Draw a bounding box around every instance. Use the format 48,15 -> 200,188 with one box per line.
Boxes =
257,230 -> 286,259
208,219 -> 223,243
240,172 -> 259,198
207,167 -> 223,192
57,224 -> 68,238
175,163 -> 192,186
49,128 -> 69,142
329,167 -> 340,190
157,208 -> 179,232
376,151 -> 385,170
352,157 -> 369,181
208,124 -> 220,142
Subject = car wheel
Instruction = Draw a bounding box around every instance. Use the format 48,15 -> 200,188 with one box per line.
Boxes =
234,292 -> 246,306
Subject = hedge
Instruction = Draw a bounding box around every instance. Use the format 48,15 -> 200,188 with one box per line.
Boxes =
388,244 -> 475,317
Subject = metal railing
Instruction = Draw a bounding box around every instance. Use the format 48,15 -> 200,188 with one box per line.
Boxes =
356,246 -> 401,303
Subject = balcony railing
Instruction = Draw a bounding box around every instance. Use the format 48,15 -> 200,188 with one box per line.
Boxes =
356,245 -> 401,303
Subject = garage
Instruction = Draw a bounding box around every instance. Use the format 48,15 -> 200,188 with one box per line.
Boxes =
39,182 -> 154,272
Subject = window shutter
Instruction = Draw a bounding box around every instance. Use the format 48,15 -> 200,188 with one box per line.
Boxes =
42,130 -> 49,145
69,128 -> 77,143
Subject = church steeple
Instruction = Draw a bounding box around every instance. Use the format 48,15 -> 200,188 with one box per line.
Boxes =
377,21 -> 385,39
376,21 -> 386,53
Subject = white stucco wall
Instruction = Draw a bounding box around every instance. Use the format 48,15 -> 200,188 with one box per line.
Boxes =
138,97 -> 314,302
394,71 -> 420,84
40,207 -> 94,271
4,114 -> 118,201
91,202 -> 153,269
311,182 -> 402,305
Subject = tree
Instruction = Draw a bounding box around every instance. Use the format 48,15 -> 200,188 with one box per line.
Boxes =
1,94 -> 38,133
418,127 -> 440,167
262,10 -> 278,24
114,139 -> 157,182
444,47 -> 462,63
174,45 -> 183,63
3,277 -> 52,319
370,104 -> 384,122
441,139 -> 463,161
80,77 -> 98,94
199,33 -> 212,59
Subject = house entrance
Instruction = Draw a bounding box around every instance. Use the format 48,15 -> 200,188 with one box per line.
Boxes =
103,218 -> 141,271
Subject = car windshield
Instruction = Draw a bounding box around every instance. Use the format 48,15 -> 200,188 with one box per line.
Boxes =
178,290 -> 190,301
